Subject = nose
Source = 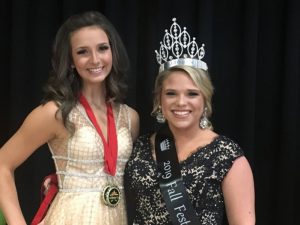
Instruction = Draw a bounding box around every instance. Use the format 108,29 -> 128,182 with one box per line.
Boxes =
91,51 -> 100,65
176,94 -> 186,106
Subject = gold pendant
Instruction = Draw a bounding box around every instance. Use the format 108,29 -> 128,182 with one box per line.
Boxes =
102,185 -> 121,207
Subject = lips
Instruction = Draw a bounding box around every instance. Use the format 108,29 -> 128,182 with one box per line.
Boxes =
88,67 -> 103,73
172,110 -> 190,117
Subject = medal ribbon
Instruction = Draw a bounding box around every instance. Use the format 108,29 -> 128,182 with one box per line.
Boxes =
79,94 -> 118,176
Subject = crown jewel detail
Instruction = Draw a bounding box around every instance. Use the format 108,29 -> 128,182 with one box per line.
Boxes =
155,18 -> 207,71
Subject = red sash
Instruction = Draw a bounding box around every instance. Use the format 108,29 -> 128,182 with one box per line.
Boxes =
79,94 -> 118,176
31,174 -> 58,225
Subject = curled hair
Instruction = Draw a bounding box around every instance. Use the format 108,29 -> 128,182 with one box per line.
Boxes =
152,65 -> 214,127
42,11 -> 129,133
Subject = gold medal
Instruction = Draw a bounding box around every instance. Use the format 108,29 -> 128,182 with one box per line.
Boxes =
102,185 -> 121,207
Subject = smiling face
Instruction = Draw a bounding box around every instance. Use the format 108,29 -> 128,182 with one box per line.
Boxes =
160,70 -> 205,132
70,25 -> 113,86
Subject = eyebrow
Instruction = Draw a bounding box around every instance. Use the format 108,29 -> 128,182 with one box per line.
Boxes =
163,88 -> 200,91
73,42 -> 110,51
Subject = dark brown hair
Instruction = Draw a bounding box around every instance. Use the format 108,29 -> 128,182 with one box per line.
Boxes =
42,11 -> 129,132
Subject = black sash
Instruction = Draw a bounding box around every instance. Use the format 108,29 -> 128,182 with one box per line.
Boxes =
155,124 -> 199,225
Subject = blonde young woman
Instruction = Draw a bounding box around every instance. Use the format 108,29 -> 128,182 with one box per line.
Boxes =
125,18 -> 255,225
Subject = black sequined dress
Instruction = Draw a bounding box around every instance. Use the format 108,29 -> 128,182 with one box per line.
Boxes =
124,134 -> 244,225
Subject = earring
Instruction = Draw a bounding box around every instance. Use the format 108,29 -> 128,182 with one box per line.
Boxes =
156,106 -> 165,123
200,107 -> 211,129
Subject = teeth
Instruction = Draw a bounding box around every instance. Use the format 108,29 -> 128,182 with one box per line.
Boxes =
89,67 -> 102,73
173,111 -> 189,116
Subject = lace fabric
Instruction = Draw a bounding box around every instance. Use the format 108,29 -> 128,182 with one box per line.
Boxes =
125,134 -> 244,225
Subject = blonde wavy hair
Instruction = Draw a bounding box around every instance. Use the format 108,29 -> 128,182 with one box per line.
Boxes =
152,65 -> 214,129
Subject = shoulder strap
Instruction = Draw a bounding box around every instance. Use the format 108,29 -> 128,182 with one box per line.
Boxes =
155,124 -> 199,225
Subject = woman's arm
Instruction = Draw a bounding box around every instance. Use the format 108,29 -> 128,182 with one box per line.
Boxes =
0,101 -> 65,225
222,156 -> 256,225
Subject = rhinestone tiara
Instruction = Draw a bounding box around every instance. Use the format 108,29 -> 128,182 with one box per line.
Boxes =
155,18 -> 208,72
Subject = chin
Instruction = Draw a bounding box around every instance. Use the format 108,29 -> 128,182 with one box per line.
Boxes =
170,122 -> 192,130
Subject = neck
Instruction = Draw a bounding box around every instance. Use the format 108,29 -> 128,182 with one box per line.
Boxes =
81,85 -> 107,108
169,125 -> 203,143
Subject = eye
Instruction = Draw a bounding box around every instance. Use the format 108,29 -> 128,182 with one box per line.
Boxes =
76,49 -> 88,55
98,44 -> 110,52
165,91 -> 176,96
188,91 -> 200,96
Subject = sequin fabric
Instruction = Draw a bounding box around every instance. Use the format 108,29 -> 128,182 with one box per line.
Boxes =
43,103 -> 132,225
124,134 -> 244,225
